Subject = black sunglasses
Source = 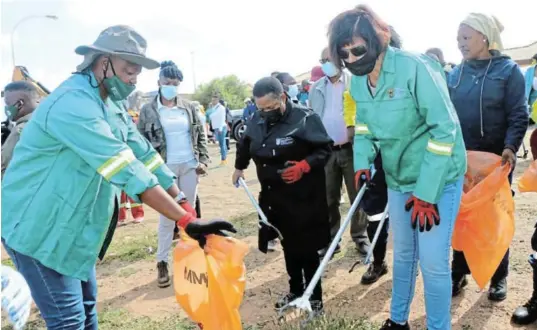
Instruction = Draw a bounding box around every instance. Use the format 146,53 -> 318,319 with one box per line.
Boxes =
338,45 -> 367,60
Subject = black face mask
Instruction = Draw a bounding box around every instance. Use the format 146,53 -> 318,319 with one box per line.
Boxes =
260,109 -> 282,124
344,45 -> 381,76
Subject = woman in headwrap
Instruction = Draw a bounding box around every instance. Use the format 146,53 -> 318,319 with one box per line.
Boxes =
448,13 -> 528,301
328,5 -> 466,330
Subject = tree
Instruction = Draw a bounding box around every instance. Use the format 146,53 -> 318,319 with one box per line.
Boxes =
193,75 -> 250,110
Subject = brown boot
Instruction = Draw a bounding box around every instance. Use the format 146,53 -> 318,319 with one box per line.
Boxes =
157,261 -> 171,288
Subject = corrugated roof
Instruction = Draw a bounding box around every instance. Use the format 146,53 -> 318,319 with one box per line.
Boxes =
503,41 -> 537,62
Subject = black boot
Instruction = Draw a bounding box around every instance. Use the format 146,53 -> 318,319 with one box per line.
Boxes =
274,293 -> 299,309
488,278 -> 507,301
361,262 -> 388,285
380,319 -> 410,329
452,273 -> 468,297
512,295 -> 537,325
512,256 -> 537,324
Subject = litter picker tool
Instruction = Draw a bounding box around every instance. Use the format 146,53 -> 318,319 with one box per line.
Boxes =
279,169 -> 376,324
238,178 -> 284,241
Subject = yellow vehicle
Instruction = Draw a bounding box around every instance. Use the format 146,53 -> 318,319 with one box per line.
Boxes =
9,65 -> 50,97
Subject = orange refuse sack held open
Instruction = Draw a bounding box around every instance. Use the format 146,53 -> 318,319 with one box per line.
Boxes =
173,230 -> 249,330
452,151 -> 515,289
518,160 -> 537,193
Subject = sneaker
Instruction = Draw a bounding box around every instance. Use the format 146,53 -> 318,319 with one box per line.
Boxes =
267,239 -> 278,252
361,262 -> 388,285
512,295 -> 537,325
274,293 -> 299,309
157,261 -> 171,288
133,217 -> 144,224
380,319 -> 410,330
452,274 -> 468,297
220,160 -> 227,166
116,220 -> 127,228
488,278 -> 507,301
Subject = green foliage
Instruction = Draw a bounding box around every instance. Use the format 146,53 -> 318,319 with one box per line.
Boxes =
193,75 -> 250,110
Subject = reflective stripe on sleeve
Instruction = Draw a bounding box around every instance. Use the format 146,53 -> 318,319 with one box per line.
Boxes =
145,154 -> 164,172
97,149 -> 136,180
426,140 -> 453,156
355,124 -> 371,135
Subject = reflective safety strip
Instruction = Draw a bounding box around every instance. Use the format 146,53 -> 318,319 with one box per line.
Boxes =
426,140 -> 453,156
97,149 -> 136,180
119,203 -> 128,208
145,154 -> 164,172
355,124 -> 371,135
130,203 -> 143,207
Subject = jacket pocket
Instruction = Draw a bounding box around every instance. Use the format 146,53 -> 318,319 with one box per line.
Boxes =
369,98 -> 417,139
482,74 -> 506,108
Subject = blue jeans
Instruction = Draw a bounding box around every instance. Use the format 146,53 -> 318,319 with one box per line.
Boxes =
388,177 -> 463,330
215,126 -> 228,161
2,240 -> 98,330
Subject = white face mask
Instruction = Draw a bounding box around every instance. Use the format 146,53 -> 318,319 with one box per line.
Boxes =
533,77 -> 537,91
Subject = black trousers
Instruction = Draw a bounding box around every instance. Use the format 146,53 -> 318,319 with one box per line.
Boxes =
366,218 -> 389,265
283,249 -> 322,302
452,249 -> 509,284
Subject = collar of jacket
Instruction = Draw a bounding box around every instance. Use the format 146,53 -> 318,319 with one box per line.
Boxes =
381,46 -> 397,74
15,113 -> 32,125
151,94 -> 191,113
315,71 -> 352,94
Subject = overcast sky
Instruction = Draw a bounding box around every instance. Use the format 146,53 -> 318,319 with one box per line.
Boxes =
1,0 -> 535,98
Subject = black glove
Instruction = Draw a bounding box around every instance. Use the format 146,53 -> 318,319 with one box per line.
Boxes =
531,224 -> 537,251
185,219 -> 237,248
258,222 -> 279,254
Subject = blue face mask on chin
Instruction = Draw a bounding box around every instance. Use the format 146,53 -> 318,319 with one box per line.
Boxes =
160,85 -> 178,101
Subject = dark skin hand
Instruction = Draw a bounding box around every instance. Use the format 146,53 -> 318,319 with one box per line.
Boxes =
140,184 -> 187,221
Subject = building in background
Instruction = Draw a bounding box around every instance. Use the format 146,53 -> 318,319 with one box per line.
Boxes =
504,41 -> 537,68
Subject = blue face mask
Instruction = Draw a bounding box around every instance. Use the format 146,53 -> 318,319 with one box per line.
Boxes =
160,85 -> 178,101
321,62 -> 338,78
287,84 -> 299,99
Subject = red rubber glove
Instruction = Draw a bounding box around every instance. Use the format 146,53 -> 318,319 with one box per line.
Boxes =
179,201 -> 197,218
278,160 -> 311,184
354,169 -> 371,190
405,195 -> 440,232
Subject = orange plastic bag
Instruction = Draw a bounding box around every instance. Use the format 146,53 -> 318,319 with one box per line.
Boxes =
173,231 -> 249,329
518,160 -> 537,192
452,151 -> 515,289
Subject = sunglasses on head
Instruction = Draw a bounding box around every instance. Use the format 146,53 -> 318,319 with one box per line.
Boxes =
338,45 -> 368,60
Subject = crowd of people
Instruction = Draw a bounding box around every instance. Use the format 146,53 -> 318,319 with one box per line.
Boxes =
1,4 -> 537,330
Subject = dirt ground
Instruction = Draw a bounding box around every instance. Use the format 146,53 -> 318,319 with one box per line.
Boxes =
3,134 -> 537,330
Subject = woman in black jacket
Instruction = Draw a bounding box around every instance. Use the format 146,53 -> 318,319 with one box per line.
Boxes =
232,77 -> 332,314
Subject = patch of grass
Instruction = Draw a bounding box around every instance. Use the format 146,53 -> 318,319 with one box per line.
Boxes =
102,231 -> 158,264
2,308 -> 197,330
118,267 -> 138,278
281,316 -> 377,330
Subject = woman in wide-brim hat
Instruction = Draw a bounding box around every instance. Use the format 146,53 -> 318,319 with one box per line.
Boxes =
1,25 -> 234,329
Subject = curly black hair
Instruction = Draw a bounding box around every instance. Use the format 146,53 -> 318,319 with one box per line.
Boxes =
159,60 -> 183,81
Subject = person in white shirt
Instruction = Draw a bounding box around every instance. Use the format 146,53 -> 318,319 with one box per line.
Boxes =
207,94 -> 228,165
138,61 -> 210,288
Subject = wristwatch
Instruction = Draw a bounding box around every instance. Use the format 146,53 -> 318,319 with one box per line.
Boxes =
174,192 -> 187,203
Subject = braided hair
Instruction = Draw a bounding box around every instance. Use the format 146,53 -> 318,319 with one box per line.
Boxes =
159,60 -> 183,81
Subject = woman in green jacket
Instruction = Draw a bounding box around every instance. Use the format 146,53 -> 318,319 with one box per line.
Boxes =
328,6 -> 466,330
1,26 -> 234,330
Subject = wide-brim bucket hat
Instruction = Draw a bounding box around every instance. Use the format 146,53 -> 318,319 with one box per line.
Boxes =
76,25 -> 159,71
